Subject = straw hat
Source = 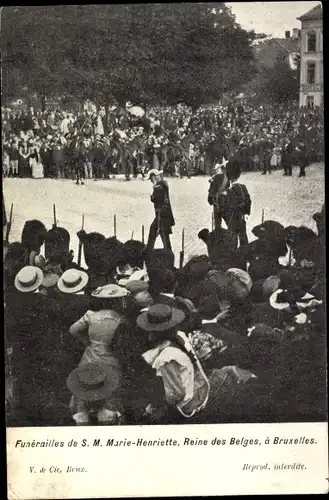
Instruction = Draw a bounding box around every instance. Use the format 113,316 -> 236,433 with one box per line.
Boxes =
125,280 -> 149,294
14,266 -> 44,293
227,268 -> 252,292
57,269 -> 89,294
67,362 -> 121,402
137,304 -> 185,332
269,289 -> 290,310
121,269 -> 149,286
91,284 -> 130,298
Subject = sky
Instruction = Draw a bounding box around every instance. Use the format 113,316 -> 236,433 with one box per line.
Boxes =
226,1 -> 321,37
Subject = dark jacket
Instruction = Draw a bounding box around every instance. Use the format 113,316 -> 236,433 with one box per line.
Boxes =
208,173 -> 230,207
151,180 -> 175,227
220,182 -> 251,226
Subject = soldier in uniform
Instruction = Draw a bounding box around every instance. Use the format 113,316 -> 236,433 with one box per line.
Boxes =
219,162 -> 251,249
207,158 -> 230,230
282,141 -> 294,176
146,169 -> 175,252
296,141 -> 309,178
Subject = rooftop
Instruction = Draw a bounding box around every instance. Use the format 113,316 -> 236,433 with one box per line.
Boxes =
273,38 -> 300,53
255,37 -> 299,54
297,4 -> 322,21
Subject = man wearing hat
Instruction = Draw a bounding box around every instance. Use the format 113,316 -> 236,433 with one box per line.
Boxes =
146,169 -> 175,252
220,162 -> 251,248
207,158 -> 230,230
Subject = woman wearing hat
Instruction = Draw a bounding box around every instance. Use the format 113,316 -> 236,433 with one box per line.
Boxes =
136,304 -> 210,423
68,284 -> 130,371
67,362 -> 124,425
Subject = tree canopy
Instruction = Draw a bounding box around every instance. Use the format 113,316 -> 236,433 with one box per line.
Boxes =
258,54 -> 300,103
2,4 -> 258,108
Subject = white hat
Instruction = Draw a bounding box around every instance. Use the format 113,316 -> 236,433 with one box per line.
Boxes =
269,289 -> 289,310
118,269 -> 149,287
91,284 -> 130,298
227,268 -> 252,292
57,269 -> 89,294
15,266 -> 44,293
146,169 -> 163,180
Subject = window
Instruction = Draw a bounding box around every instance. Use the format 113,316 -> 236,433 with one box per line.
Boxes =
307,62 -> 316,84
307,31 -> 316,52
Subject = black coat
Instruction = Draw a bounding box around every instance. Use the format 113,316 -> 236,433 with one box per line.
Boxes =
151,180 -> 175,228
208,174 -> 230,206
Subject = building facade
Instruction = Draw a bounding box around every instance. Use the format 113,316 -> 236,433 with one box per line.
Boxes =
297,4 -> 323,108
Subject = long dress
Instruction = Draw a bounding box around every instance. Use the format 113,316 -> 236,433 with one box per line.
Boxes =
30,150 -> 44,179
19,146 -> 31,178
69,309 -> 124,369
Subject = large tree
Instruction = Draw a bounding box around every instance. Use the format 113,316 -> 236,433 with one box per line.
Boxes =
258,54 -> 300,103
1,4 -> 257,108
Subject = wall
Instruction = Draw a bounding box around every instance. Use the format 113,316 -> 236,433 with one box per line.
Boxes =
299,17 -> 323,107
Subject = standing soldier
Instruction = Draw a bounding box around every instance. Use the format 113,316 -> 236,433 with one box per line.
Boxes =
207,158 -> 230,230
296,141 -> 309,178
282,141 -> 294,176
146,169 -> 175,252
220,162 -> 251,249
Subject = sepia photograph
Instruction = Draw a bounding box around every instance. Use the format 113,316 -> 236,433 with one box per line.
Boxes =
3,2 -> 326,433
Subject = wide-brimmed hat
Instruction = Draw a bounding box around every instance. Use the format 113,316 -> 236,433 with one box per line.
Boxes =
57,269 -> 89,294
227,268 -> 252,292
91,284 -> 129,298
125,280 -> 149,294
14,266 -> 44,292
262,275 -> 281,299
137,304 -> 185,332
41,272 -> 60,289
269,289 -> 290,310
146,169 -> 163,179
118,269 -> 149,287
67,362 -> 121,402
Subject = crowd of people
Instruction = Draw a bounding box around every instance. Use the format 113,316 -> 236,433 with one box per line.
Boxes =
2,99 -> 324,181
4,190 -> 326,426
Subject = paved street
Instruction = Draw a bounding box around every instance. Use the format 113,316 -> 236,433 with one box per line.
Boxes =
3,164 -> 324,268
